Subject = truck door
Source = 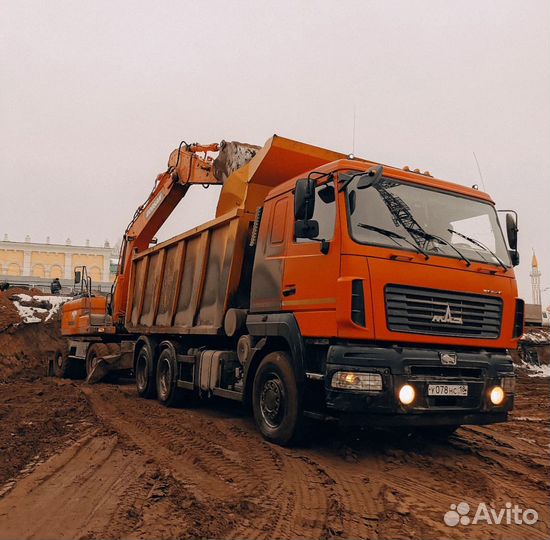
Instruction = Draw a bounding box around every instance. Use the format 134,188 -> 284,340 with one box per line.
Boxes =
282,180 -> 340,337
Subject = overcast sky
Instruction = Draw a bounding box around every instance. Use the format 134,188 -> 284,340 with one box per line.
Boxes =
1,0 -> 548,303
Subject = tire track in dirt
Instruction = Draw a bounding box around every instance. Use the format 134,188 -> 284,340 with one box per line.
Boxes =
3,373 -> 547,540
84,385 -> 333,540
83,381 -> 550,540
365,428 -> 550,540
82,386 -> 236,501
0,431 -> 144,540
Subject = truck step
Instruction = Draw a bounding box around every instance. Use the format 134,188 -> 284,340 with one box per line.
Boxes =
212,387 -> 243,401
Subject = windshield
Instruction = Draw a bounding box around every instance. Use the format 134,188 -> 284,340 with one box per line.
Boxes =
345,174 -> 510,266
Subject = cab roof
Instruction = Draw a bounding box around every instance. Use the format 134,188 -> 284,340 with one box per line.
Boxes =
265,158 -> 494,204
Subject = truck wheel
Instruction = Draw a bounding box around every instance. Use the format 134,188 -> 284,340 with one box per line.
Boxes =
86,343 -> 109,379
135,342 -> 157,399
156,347 -> 185,407
252,351 -> 303,446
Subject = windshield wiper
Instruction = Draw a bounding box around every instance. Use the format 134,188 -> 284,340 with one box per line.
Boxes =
358,223 -> 430,260
447,229 -> 507,271
413,230 -> 471,266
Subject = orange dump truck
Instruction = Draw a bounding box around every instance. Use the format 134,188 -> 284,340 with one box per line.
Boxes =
58,135 -> 523,445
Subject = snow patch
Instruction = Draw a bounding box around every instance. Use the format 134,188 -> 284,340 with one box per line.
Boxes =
520,329 -> 550,344
12,295 -> 71,324
515,360 -> 550,378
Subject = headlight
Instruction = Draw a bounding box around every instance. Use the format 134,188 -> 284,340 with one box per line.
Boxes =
398,384 -> 415,405
501,376 -> 515,393
331,371 -> 383,391
489,386 -> 505,405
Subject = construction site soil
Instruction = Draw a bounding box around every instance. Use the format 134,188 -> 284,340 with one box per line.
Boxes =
0,309 -> 548,539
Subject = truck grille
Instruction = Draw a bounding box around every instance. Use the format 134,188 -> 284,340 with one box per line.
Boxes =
409,365 -> 483,379
385,285 -> 502,338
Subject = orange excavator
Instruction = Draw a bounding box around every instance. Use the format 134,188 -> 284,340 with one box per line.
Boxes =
55,141 -> 255,380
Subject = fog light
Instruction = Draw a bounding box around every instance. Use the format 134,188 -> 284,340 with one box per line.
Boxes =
331,371 -> 383,391
490,386 -> 505,405
501,376 -> 515,393
398,384 -> 415,405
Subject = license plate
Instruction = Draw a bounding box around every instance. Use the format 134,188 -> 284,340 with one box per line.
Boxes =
428,384 -> 468,397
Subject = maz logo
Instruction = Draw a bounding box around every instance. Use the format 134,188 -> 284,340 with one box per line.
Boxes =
432,305 -> 463,325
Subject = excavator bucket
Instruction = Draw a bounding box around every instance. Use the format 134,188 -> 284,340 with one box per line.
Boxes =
85,353 -> 123,384
213,141 -> 260,182
216,135 -> 347,216
85,359 -> 111,384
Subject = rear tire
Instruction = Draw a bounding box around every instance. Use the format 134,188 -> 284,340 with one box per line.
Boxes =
156,347 -> 185,407
135,341 -> 157,399
86,343 -> 109,380
252,351 -> 303,446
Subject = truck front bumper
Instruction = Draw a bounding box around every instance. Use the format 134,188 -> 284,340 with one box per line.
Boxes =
323,344 -> 514,427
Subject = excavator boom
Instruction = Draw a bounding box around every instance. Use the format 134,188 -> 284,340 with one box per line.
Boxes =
112,143 -> 224,323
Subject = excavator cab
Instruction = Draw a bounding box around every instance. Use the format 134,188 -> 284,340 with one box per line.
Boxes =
61,265 -> 114,336
72,265 -> 92,297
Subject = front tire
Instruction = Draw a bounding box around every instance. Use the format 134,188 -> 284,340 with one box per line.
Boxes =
252,351 -> 303,446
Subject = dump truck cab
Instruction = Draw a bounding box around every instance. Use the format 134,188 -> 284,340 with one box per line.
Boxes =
247,158 -> 521,433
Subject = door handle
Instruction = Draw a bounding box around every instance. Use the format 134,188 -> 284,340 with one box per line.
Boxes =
282,285 -> 296,297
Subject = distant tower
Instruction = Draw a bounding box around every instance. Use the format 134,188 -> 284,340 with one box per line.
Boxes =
530,250 -> 542,305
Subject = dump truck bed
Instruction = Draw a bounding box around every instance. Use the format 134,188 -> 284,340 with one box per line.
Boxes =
126,208 -> 255,335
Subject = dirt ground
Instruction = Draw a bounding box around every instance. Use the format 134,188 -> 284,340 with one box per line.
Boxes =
0,323 -> 548,539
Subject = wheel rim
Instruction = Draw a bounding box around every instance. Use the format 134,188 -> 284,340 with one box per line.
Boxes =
136,351 -> 148,390
158,356 -> 171,399
260,374 -> 285,428
56,354 -> 63,368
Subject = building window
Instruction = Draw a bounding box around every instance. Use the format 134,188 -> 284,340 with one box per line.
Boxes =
8,263 -> 21,276
89,266 -> 102,282
32,264 -> 46,278
50,265 -> 63,279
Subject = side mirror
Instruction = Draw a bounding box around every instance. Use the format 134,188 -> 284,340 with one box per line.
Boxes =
295,219 -> 319,239
74,270 -> 81,284
499,210 -> 519,267
505,213 -> 518,251
357,165 -> 384,189
294,179 -> 316,220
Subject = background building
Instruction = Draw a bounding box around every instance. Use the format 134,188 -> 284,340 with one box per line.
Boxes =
0,235 -> 117,291
524,250 -> 547,327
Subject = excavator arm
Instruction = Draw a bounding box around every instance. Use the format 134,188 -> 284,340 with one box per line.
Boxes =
112,143 -> 223,324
